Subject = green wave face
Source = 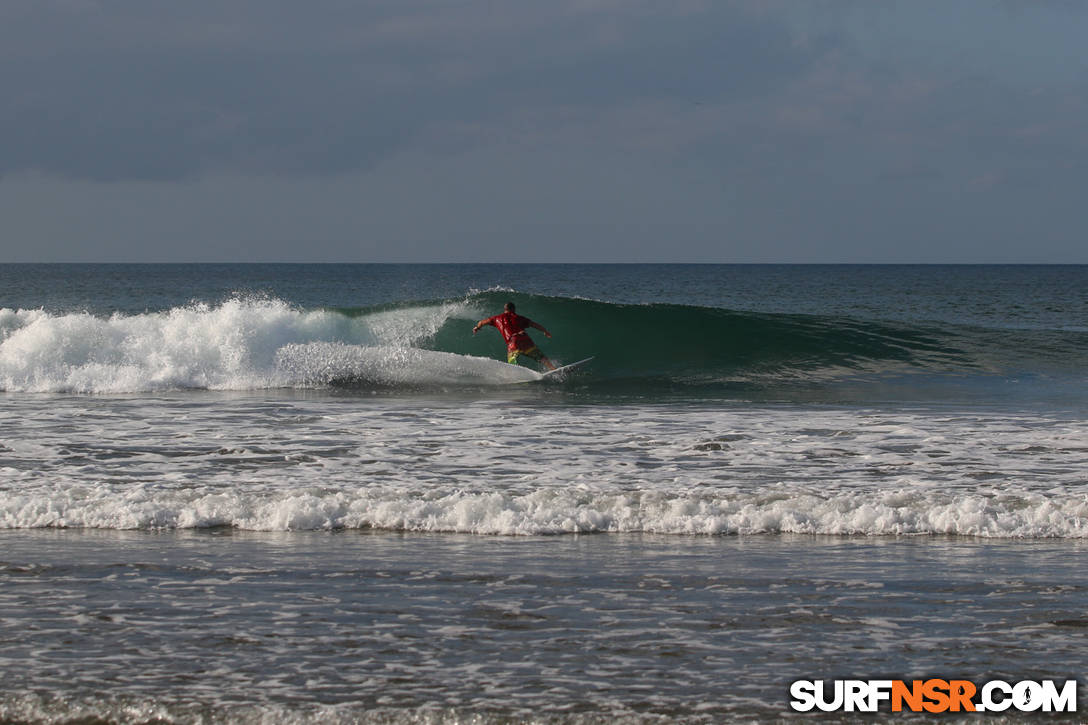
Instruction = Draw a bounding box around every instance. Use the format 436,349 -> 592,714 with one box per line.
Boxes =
424,291 -> 977,390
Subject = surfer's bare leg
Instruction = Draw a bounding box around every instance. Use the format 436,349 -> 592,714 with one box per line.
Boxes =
541,356 -> 556,371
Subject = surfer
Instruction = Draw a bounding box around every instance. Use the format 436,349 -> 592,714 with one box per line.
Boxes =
473,302 -> 556,371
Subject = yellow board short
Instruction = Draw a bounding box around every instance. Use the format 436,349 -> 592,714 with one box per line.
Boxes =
508,346 -> 544,365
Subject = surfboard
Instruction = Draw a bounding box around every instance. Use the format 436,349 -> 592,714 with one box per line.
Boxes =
540,356 -> 594,380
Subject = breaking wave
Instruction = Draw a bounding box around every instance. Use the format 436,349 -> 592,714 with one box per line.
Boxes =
2,291 -> 1085,395
0,297 -> 532,392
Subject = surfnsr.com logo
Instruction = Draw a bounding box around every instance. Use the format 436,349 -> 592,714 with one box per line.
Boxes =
789,679 -> 1078,713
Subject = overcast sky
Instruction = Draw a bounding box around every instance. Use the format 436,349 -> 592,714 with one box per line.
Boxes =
2,0 -> 1086,262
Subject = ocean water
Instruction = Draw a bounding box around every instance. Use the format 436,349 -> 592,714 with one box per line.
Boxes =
1,264 -> 1086,722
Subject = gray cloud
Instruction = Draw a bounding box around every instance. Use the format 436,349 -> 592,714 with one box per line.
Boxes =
2,0 -> 1087,261
1,1 -> 820,180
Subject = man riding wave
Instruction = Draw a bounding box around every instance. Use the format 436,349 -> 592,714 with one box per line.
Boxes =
473,301 -> 556,371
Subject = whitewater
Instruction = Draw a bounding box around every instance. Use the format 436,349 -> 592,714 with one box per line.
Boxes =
3,394 -> 1087,538
0,297 -> 542,392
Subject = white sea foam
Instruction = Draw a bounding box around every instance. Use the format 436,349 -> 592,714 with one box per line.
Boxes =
1,399 -> 1085,538
2,481 -> 1085,537
0,299 -> 506,392
275,343 -> 539,386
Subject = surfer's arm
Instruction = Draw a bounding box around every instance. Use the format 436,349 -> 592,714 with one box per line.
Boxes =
528,320 -> 552,338
472,317 -> 495,335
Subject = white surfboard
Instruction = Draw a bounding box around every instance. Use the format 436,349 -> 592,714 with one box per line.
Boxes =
540,356 -> 595,380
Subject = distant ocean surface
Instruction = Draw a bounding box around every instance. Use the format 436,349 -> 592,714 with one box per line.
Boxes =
1,264 -> 1086,723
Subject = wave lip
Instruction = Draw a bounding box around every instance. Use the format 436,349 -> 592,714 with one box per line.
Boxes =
4,486 -> 1085,538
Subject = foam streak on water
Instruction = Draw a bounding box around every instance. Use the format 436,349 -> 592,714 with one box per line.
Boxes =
2,394 -> 1085,538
